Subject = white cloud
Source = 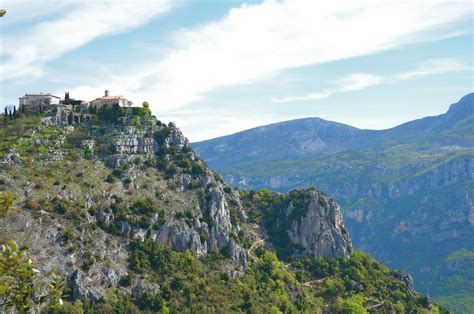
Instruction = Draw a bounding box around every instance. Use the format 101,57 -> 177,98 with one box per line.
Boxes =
396,57 -> 470,80
273,73 -> 383,103
271,57 -> 469,103
128,0 -> 471,110
338,73 -> 384,92
0,0 -> 177,79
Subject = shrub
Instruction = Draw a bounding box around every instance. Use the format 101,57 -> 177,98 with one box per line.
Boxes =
165,165 -> 178,179
52,198 -> 69,214
112,168 -> 124,177
81,253 -> 96,271
63,228 -> 74,241
154,128 -> 171,145
191,164 -> 205,176
105,175 -> 116,184
131,198 -> 155,216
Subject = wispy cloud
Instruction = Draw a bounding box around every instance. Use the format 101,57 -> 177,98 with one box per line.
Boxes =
273,73 -> 383,103
338,73 -> 384,92
272,57 -> 469,103
396,57 -> 470,80
0,0 -> 178,79
127,0 -> 471,110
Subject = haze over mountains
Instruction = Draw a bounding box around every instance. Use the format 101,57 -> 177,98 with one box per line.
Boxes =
192,93 -> 474,313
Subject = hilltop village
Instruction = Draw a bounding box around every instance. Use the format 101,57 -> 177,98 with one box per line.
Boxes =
15,90 -> 143,125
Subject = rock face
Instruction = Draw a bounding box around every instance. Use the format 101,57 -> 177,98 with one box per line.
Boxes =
287,190 -> 351,258
69,265 -> 124,301
396,270 -> 416,294
114,136 -> 156,155
157,219 -> 208,256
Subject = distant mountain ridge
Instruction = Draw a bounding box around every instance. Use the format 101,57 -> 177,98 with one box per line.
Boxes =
192,93 -> 474,313
194,117 -> 375,169
193,93 -> 474,170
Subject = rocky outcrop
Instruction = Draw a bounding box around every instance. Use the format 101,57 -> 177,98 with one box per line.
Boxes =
163,126 -> 188,151
395,270 -> 416,294
114,136 -> 156,155
69,265 -> 124,301
132,280 -> 160,298
156,219 -> 208,256
286,190 -> 352,258
205,183 -> 247,267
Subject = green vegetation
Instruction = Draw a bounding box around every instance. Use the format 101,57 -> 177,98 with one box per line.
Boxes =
48,241 -> 441,313
96,104 -> 128,124
0,115 -> 41,157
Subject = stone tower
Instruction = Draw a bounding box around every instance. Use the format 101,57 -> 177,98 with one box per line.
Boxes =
104,90 -> 110,97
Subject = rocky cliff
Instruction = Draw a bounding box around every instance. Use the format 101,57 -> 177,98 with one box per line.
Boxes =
0,117 -> 366,310
287,190 -> 351,259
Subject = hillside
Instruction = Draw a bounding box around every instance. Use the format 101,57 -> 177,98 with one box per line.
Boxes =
0,110 -> 439,312
192,93 -> 474,313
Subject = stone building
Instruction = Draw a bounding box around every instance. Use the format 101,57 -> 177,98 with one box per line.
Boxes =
18,89 -> 135,125
90,90 -> 133,109
19,93 -> 61,112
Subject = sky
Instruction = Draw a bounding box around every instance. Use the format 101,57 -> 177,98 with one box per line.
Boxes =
0,0 -> 473,142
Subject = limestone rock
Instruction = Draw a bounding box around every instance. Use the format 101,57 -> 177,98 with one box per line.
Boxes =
396,270 -> 416,294
69,265 -> 123,301
286,190 -> 351,258
132,280 -> 161,297
156,219 -> 207,256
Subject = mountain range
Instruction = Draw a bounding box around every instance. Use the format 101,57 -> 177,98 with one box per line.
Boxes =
192,93 -> 474,313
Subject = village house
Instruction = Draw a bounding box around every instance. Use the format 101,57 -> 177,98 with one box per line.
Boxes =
19,93 -> 61,112
17,90 -> 136,125
90,90 -> 133,109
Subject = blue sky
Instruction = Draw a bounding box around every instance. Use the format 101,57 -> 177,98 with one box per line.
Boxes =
0,0 -> 472,141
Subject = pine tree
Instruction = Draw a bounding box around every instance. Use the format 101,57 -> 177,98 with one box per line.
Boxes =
12,106 -> 17,119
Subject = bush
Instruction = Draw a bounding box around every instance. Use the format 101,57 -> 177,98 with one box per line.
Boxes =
63,228 -> 74,241
81,253 -> 96,271
154,127 -> 171,145
105,175 -> 116,184
191,163 -> 205,176
112,168 -> 124,177
131,198 -> 155,216
52,198 -> 70,214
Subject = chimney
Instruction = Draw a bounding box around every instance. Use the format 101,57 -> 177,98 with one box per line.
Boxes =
104,90 -> 110,97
